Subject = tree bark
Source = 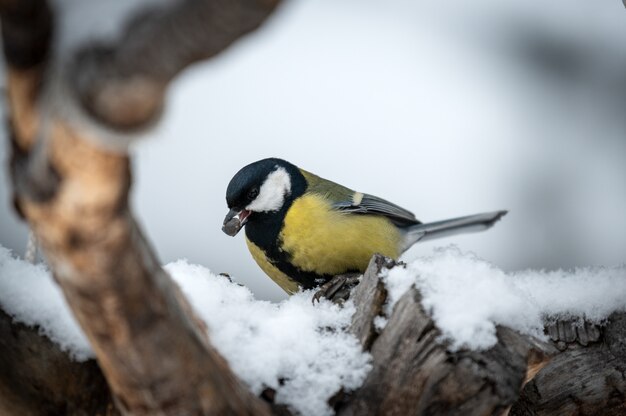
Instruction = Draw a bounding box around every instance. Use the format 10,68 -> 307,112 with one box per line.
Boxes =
333,255 -> 626,416
338,255 -> 555,416
510,313 -> 626,415
0,309 -> 117,416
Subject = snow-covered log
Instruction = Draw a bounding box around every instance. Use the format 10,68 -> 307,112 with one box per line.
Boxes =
3,250 -> 625,415
333,255 -> 626,416
336,255 -> 555,416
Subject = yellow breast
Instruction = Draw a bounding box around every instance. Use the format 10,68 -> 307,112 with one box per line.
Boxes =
279,193 -> 401,276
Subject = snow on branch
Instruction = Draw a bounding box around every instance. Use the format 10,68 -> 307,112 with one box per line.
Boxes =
0,247 -> 370,416
0,247 -> 91,360
2,244 -> 626,415
384,246 -> 626,351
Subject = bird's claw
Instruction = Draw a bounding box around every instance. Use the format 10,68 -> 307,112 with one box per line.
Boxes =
312,273 -> 361,304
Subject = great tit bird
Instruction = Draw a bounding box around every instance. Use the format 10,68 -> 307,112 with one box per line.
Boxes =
223,158 -> 506,295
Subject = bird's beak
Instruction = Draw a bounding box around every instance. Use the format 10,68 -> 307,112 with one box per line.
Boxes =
222,208 -> 251,236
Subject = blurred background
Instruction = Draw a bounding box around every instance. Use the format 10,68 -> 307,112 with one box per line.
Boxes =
1,0 -> 625,301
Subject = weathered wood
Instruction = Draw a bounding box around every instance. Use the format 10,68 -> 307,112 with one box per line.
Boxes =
347,255 -> 393,349
340,255 -> 555,416
544,319 -> 601,350
0,309 -> 117,416
341,256 -> 626,416
511,312 -> 626,416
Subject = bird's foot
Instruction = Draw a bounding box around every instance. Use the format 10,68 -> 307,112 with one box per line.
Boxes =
312,273 -> 361,304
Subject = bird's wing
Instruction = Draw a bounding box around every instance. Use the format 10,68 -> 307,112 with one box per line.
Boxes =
333,193 -> 421,226
299,168 -> 420,226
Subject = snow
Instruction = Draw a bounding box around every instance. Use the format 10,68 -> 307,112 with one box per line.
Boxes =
385,246 -> 626,351
0,247 -> 370,416
3,242 -> 626,413
373,315 -> 388,332
0,246 -> 92,361
165,260 -> 371,416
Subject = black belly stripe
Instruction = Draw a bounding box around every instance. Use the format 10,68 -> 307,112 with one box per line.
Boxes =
246,208 -> 333,289
272,257 -> 331,290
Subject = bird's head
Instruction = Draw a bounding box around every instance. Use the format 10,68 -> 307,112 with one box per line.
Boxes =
222,158 -> 301,236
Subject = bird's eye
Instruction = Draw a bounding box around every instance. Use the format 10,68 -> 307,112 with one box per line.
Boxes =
248,188 -> 259,200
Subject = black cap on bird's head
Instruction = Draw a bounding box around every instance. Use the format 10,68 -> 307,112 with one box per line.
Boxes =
222,158 -> 303,236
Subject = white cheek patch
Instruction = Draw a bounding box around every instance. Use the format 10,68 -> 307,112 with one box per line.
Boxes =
246,167 -> 292,212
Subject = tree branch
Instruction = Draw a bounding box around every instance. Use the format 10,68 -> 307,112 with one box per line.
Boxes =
68,0 -> 281,131
5,84 -> 271,416
0,309 -> 116,415
0,0 -> 52,70
1,1 -> 276,414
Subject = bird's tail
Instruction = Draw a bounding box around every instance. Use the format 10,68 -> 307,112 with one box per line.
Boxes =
401,210 -> 507,252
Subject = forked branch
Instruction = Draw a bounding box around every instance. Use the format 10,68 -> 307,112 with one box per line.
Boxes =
69,0 -> 281,131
